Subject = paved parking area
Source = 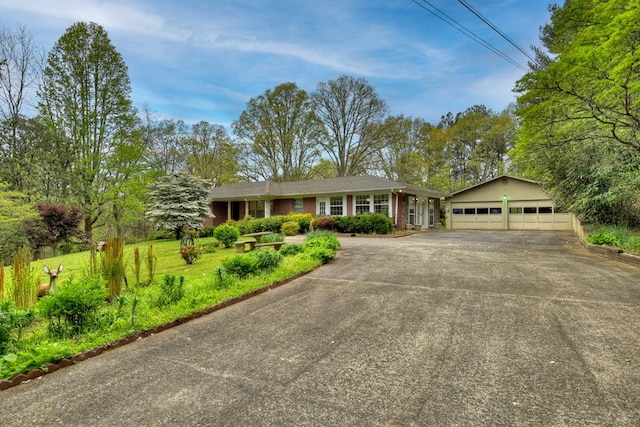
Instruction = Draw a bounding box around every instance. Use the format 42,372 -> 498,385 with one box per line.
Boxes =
3,230 -> 640,426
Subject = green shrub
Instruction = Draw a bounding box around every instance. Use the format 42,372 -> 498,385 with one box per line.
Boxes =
334,213 -> 394,234
289,213 -> 312,233
280,243 -> 304,257
203,242 -> 217,254
0,303 -> 33,354
221,255 -> 259,278
212,267 -> 234,289
281,221 -> 300,236
155,275 -> 185,307
260,233 -> 285,243
214,224 -> 241,248
37,275 -> 108,337
146,229 -> 173,241
358,213 -> 394,234
304,230 -> 341,251
251,250 -> 283,271
311,216 -> 336,231
0,304 -> 11,354
334,215 -> 357,234
202,226 -> 216,237
306,247 -> 336,264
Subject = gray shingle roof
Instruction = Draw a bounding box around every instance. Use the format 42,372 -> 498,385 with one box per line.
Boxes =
210,175 -> 447,200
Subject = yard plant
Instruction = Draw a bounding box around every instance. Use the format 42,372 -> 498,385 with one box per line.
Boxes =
0,232 -> 340,381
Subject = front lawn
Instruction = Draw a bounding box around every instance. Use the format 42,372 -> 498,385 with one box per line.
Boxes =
0,232 -> 339,381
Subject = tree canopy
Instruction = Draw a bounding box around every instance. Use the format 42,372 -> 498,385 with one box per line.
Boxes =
233,82 -> 322,182
145,173 -> 212,240
513,0 -> 640,226
38,21 -> 140,234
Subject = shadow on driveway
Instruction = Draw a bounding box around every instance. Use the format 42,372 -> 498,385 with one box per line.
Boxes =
3,231 -> 639,426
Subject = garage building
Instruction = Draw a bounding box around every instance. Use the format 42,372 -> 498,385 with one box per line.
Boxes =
446,175 -> 573,230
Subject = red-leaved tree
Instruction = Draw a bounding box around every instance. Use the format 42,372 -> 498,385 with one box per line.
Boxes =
24,203 -> 84,256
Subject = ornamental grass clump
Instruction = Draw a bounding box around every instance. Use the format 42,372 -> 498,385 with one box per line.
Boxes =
11,247 -> 37,309
101,237 -> 126,298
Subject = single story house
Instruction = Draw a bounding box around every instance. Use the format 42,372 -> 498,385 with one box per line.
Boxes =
445,175 -> 573,230
207,175 -> 447,230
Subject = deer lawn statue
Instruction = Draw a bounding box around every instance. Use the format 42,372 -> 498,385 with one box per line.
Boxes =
39,264 -> 64,298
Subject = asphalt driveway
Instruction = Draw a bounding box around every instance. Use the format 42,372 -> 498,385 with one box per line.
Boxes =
3,230 -> 639,426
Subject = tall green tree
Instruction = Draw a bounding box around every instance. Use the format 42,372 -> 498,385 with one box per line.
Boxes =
185,120 -> 241,186
233,82 -> 322,182
373,115 -> 429,184
145,173 -> 212,240
514,0 -> 640,226
311,75 -> 388,177
37,22 -> 139,235
0,24 -> 44,195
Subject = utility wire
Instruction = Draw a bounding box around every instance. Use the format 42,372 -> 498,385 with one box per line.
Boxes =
409,0 -> 528,72
457,0 -> 536,63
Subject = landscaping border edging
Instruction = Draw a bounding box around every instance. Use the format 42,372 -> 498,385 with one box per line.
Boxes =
584,242 -> 640,268
0,269 -> 314,391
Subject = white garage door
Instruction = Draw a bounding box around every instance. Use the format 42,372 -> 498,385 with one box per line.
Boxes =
450,201 -> 572,230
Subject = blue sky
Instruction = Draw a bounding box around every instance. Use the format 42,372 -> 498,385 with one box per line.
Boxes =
0,0 -> 551,132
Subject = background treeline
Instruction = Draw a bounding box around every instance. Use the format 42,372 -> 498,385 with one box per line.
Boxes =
1,0 -> 639,262
0,21 -> 517,260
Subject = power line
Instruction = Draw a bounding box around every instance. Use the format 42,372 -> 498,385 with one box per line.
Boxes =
457,0 -> 536,63
409,0 -> 528,72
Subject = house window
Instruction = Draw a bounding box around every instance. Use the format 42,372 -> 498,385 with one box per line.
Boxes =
318,200 -> 327,216
489,207 -> 502,214
539,207 -> 553,214
524,207 -> 537,214
248,200 -> 265,218
464,208 -> 476,215
330,196 -> 343,216
510,207 -> 523,214
373,194 -> 389,214
452,208 -> 463,215
355,195 -> 370,214
293,198 -> 304,214
477,208 -> 489,215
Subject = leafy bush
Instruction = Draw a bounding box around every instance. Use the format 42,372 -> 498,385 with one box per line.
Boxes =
334,213 -> 394,234
203,242 -> 217,254
179,245 -> 204,264
281,221 -> 300,236
251,250 -> 283,271
306,247 -> 336,263
311,216 -> 336,231
202,226 -> 216,237
334,215 -> 357,234
260,233 -> 285,243
304,230 -> 341,251
0,305 -> 10,354
288,213 -> 312,233
302,231 -> 340,263
155,275 -> 185,307
0,302 -> 33,354
146,229 -> 173,241
37,275 -> 108,337
212,267 -> 234,289
214,224 -> 240,248
280,243 -> 304,257
222,255 -> 259,278
586,226 -> 640,254
358,213 -> 394,234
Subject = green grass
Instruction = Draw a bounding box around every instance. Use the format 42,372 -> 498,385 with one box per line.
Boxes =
0,236 -> 328,380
